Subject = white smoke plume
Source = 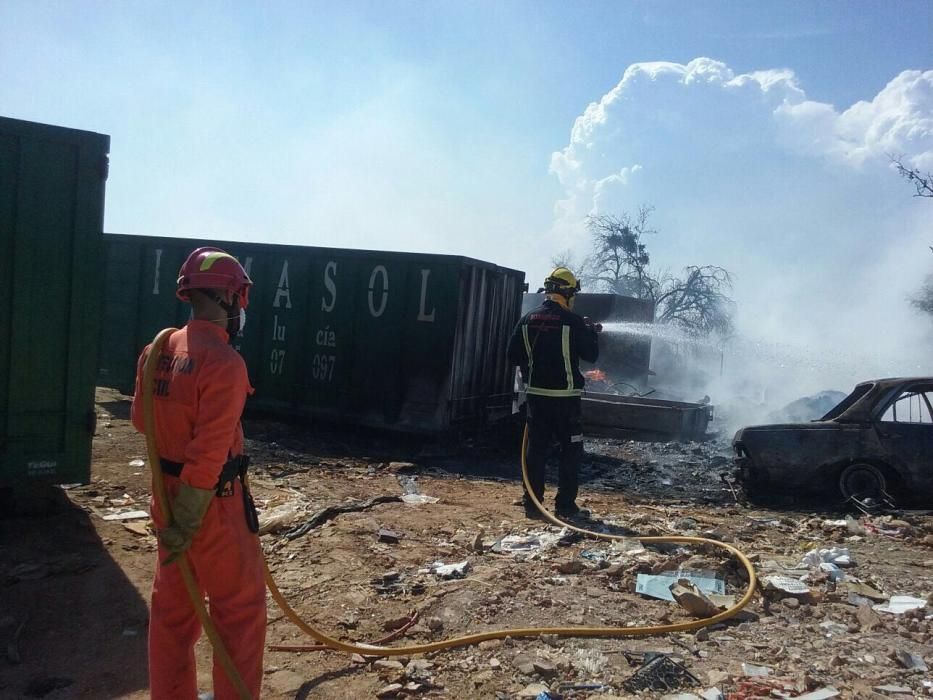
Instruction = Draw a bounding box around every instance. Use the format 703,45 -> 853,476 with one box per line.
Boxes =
549,59 -> 933,422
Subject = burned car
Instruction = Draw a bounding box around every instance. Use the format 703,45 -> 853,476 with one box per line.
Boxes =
734,378 -> 933,505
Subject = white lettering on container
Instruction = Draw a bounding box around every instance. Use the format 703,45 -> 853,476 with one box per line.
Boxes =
316,326 -> 336,347
272,314 -> 286,341
152,249 -> 162,295
417,269 -> 436,322
368,265 -> 388,318
273,260 -> 292,309
322,261 -> 337,312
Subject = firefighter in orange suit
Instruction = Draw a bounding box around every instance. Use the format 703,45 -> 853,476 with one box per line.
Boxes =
131,247 -> 265,700
507,267 -> 600,519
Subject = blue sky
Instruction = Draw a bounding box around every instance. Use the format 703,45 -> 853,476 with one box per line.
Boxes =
2,1 -> 932,398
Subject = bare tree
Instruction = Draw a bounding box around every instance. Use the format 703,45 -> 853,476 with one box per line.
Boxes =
891,155 -> 933,198
655,266 -> 735,337
584,206 -> 657,298
573,206 -> 735,337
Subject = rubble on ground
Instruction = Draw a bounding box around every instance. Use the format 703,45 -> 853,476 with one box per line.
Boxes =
3,387 -> 929,700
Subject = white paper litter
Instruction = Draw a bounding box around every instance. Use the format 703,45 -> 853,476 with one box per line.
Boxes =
128,458 -> 146,468
741,662 -> 772,677
800,547 -> 853,569
795,688 -> 840,699
102,510 -> 149,521
762,575 -> 811,595
873,595 -> 928,615
432,560 -> 471,579
400,494 -> 439,505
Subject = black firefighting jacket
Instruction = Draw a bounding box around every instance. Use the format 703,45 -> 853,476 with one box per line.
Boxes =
507,298 -> 600,397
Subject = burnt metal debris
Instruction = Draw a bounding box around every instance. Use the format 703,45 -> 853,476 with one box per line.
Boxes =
621,652 -> 700,693
734,377 -> 933,506
582,391 -> 714,443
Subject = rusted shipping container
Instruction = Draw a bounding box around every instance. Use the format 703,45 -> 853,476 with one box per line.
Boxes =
98,234 -> 525,433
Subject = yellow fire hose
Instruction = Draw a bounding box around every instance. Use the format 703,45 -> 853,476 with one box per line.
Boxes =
143,328 -> 758,699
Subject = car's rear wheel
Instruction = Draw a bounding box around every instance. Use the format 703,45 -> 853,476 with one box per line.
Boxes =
838,462 -> 887,501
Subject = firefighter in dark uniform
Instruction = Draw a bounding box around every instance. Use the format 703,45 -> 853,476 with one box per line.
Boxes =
508,267 -> 600,519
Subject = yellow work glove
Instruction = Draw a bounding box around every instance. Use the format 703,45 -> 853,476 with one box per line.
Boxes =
159,483 -> 216,565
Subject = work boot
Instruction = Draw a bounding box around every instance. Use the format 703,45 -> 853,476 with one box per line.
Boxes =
554,503 -> 589,519
524,504 -> 545,520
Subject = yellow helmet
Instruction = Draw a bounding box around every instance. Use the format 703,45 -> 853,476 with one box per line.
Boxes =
543,267 -> 581,296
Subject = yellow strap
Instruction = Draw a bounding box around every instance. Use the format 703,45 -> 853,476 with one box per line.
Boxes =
561,325 -> 574,391
526,386 -> 582,397
521,325 -> 534,385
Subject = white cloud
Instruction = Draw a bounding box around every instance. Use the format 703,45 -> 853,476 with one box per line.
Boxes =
548,58 -> 933,405
777,69 -> 933,168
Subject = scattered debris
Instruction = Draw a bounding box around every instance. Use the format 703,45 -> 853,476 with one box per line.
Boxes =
101,509 -> 149,521
378,529 -> 402,544
874,685 -> 916,695
636,570 -> 725,602
285,495 -> 403,539
670,579 -> 722,618
491,531 -> 567,557
400,494 -> 439,505
622,654 -> 700,693
795,688 -> 841,699
856,603 -> 883,631
121,522 -> 151,537
128,458 -> 145,468
840,580 -> 886,602
740,662 -> 772,677
258,503 -> 301,535
431,561 -> 471,579
800,547 -> 854,569
762,575 -> 812,599
873,595 -> 927,615
376,682 -> 404,698
891,649 -> 928,672
516,683 -> 551,698
557,560 -> 585,575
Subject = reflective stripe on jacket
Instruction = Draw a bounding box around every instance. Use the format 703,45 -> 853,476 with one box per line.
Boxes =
507,299 -> 599,397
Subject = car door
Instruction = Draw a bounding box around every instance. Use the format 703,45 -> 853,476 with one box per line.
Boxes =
873,382 -> 933,495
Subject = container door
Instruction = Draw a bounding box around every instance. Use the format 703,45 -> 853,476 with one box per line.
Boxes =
0,120 -> 109,489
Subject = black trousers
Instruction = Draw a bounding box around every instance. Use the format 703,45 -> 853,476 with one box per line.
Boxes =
522,395 -> 583,510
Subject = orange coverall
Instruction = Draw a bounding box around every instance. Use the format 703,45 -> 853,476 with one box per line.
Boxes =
131,320 -> 265,700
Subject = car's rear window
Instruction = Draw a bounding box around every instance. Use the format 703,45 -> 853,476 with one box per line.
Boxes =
821,383 -> 873,420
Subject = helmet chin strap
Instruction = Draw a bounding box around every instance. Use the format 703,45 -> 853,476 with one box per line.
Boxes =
208,292 -> 242,341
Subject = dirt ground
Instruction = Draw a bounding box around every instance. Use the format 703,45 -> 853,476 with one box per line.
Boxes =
1,387 -> 932,700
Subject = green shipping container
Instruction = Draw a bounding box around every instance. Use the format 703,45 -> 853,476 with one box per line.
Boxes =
0,117 -> 110,493
99,234 -> 525,433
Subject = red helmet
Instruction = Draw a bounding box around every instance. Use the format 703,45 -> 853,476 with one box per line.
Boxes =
176,247 -> 252,308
